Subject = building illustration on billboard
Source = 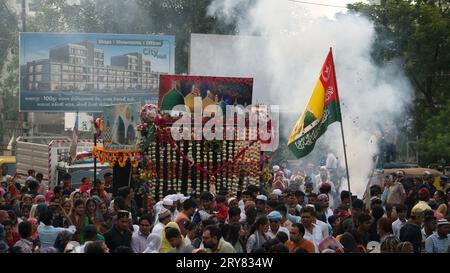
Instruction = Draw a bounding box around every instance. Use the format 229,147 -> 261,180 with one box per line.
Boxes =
20,33 -> 175,112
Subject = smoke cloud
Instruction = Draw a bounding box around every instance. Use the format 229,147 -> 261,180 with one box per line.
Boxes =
198,0 -> 414,196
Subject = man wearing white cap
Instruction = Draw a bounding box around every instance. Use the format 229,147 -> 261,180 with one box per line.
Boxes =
425,219 -> 450,253
167,195 -> 180,222
151,208 -> 172,238
255,195 -> 268,218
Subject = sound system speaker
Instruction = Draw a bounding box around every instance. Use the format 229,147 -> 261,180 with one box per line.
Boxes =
112,161 -> 131,197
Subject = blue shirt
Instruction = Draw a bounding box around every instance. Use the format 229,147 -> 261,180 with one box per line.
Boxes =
37,223 -> 76,249
425,233 -> 449,253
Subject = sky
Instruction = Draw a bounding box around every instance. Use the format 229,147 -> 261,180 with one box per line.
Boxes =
289,0 -> 371,19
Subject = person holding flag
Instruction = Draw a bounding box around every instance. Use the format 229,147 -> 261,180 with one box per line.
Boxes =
288,48 -> 352,207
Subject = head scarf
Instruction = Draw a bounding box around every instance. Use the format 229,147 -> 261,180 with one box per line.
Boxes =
29,204 -> 39,219
35,195 -> 46,204
143,234 -> 162,253
160,221 -> 183,253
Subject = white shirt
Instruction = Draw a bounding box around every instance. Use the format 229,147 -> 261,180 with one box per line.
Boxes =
74,241 -> 92,253
324,208 -> 334,224
151,222 -> 165,238
315,219 -> 330,239
171,209 -> 179,222
266,226 -> 290,240
303,223 -> 324,253
392,218 -> 406,239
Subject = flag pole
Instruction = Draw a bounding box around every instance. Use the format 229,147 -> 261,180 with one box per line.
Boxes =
330,47 -> 353,211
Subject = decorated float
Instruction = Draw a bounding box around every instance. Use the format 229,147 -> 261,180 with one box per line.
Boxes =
93,75 -> 276,199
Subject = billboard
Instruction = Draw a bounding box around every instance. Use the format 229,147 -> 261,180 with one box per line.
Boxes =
159,74 -> 253,113
102,103 -> 140,151
20,32 -> 175,112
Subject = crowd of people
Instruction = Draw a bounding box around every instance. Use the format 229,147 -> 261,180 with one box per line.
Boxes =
0,161 -> 449,254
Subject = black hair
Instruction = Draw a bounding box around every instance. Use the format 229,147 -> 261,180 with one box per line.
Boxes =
295,248 -> 309,253
7,210 -> 17,222
294,190 -> 305,197
223,222 -> 241,246
251,248 -> 266,253
269,242 -> 289,253
53,186 -> 62,194
424,214 -> 436,223
85,241 -> 106,253
9,246 -> 24,253
40,210 -> 53,225
370,198 -> 382,208
276,231 -> 289,243
118,186 -> 131,199
263,238 -> 280,252
340,190 -> 350,200
54,230 -> 73,253
371,205 -> 385,220
165,227 -> 181,240
104,172 -> 112,178
36,173 -> 44,179
275,205 -> 287,216
28,169 -> 35,176
73,199 -> 84,208
81,177 -> 89,183
204,224 -> 222,240
307,193 -> 318,198
250,216 -> 269,235
358,213 -> 371,224
139,214 -> 152,225
242,190 -> 251,196
395,204 -> 407,214
328,215 -> 338,226
216,195 -> 226,204
245,206 -> 257,225
18,221 -> 32,238
228,207 -> 241,218
182,198 -> 197,211
352,199 -> 364,210
201,219 -> 216,228
267,200 -> 279,210
62,173 -> 71,180
84,224 -> 98,241
114,197 -> 126,210
300,206 -> 315,215
292,223 -> 306,235
370,185 -> 382,197
115,246 -> 134,253
199,192 -> 214,202
247,185 -> 259,195
184,221 -> 197,231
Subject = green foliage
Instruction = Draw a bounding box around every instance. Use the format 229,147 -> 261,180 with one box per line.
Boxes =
417,100 -> 450,164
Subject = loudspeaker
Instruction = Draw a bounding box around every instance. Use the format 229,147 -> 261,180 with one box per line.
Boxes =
112,161 -> 131,197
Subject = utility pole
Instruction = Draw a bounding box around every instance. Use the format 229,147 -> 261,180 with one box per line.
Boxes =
21,0 -> 34,137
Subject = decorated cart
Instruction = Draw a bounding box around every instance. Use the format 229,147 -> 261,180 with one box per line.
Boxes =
92,75 -> 276,199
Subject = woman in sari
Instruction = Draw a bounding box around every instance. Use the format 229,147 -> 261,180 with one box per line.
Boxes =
69,199 -> 90,243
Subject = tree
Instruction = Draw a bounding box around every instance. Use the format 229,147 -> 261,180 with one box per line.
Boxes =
348,0 -> 450,165
137,0 -> 241,73
417,100 -> 450,164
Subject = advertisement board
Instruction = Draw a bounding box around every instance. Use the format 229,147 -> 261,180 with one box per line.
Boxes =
20,32 -> 174,112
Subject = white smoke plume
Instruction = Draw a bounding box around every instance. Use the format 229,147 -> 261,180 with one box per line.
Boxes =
199,0 -> 414,196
